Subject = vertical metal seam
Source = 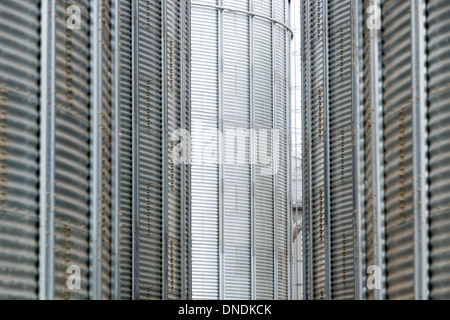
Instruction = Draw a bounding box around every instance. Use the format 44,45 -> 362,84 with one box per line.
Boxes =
131,0 -> 140,300
218,0 -> 225,301
322,0 -> 332,300
351,0 -> 366,300
300,0 -> 306,300
249,0 -> 256,301
162,0 -> 169,301
111,0 -> 121,300
286,0 -> 292,301
89,0 -> 103,300
39,0 -> 55,300
186,0 -> 192,300
272,0 -> 279,300
300,0 -> 309,300
180,0 -> 187,300
370,0 -> 386,300
411,0 -> 429,301
306,0 -> 315,301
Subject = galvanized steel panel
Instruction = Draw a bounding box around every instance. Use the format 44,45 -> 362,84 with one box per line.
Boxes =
301,0 -> 312,300
309,0 -> 328,300
167,0 -> 183,300
91,0 -> 113,299
191,0 -> 291,300
275,21 -> 289,300
223,11 -> 251,300
136,0 -> 164,300
254,16 -> 275,300
362,7 -> 375,301
350,0 -> 367,300
180,0 -> 192,300
191,6 -> 220,300
427,0 -> 450,300
0,0 -> 41,300
328,0 -> 355,300
0,0 -> 189,300
362,0 -> 388,300
166,0 -> 191,300
131,0 -> 190,300
381,0 -> 414,300
52,0 -> 92,300
117,0 -> 133,300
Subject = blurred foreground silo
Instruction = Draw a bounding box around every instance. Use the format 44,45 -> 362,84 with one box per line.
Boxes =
0,0 -> 190,300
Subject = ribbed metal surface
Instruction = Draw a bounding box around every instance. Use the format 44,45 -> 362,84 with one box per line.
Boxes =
133,0 -> 190,300
118,0 -> 133,300
275,17 -> 290,299
98,0 -> 113,300
53,0 -> 91,300
191,0 -> 291,300
167,0 -> 183,300
191,5 -> 220,300
381,0 -> 414,300
309,0 -> 327,300
350,0 -> 366,300
136,0 -> 164,300
303,0 -> 450,301
328,0 -> 354,300
427,0 -> 450,300
301,0 -> 311,300
0,0 -> 40,300
0,0 -> 190,300
254,15 -> 274,300
180,0 -> 191,299
223,10 -> 251,300
166,0 -> 190,300
362,0 -> 375,301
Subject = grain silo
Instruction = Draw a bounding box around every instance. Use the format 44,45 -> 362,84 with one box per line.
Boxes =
0,0 -> 190,300
191,0 -> 292,300
301,0 -> 356,300
131,0 -> 191,300
302,0 -> 450,300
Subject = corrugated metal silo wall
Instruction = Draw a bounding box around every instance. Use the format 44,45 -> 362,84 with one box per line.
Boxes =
310,0 -> 328,300
191,1 -> 220,300
301,0 -> 311,300
381,0 -> 414,300
118,0 -> 133,300
52,0 -> 92,300
223,0 -> 251,300
136,0 -> 164,300
254,0 -> 275,300
362,0 -> 432,300
362,0 -> 386,301
134,0 -> 191,300
303,0 -> 450,300
275,0 -> 290,300
328,0 -> 354,300
191,0 -> 291,300
0,0 -> 190,300
0,0 -> 41,299
302,0 -> 356,300
427,0 -> 450,300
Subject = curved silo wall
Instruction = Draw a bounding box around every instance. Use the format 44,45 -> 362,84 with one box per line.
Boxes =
303,0 -> 450,300
0,0 -> 190,300
191,0 -> 292,300
133,0 -> 191,300
0,0 -> 41,299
